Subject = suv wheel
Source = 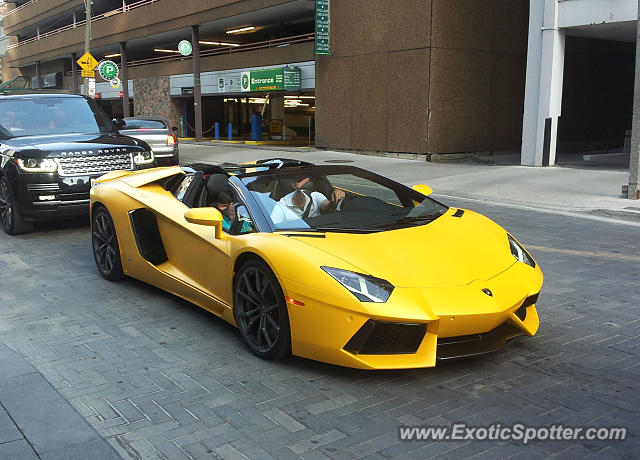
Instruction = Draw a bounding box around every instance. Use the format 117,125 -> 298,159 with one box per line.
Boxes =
0,176 -> 32,235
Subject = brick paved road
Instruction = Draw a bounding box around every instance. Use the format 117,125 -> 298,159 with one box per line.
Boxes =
0,198 -> 639,459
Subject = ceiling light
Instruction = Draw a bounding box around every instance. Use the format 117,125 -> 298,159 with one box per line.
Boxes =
104,53 -> 121,58
199,41 -> 240,47
226,26 -> 256,34
154,48 -> 181,53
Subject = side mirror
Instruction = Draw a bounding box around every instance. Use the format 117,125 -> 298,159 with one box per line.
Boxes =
412,184 -> 433,197
184,208 -> 225,238
171,127 -> 178,133
112,118 -> 126,130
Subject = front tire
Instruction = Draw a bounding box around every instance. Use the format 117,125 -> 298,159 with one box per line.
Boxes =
233,259 -> 291,359
92,207 -> 123,281
0,176 -> 32,235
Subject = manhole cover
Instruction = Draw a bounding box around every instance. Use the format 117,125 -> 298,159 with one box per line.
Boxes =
324,159 -> 354,163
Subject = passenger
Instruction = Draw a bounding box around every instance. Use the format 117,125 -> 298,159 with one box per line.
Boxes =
0,111 -> 23,132
212,190 -> 253,233
279,175 -> 345,218
206,174 -> 253,233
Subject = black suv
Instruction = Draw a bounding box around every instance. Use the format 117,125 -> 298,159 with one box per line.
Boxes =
0,93 -> 156,234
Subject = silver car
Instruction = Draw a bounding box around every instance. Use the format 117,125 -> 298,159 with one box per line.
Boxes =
115,117 -> 179,166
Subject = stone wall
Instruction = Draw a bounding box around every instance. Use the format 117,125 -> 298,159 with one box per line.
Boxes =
133,76 -> 181,131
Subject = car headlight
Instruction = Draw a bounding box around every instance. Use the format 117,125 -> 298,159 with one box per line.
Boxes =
508,234 -> 535,268
321,267 -> 394,303
16,158 -> 57,173
133,150 -> 154,165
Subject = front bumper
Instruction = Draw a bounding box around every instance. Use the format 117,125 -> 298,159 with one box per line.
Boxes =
12,164 -> 155,221
282,261 -> 543,369
15,172 -> 93,221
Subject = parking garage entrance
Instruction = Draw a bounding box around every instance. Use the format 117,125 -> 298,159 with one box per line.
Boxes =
556,35 -> 635,164
175,92 -> 315,143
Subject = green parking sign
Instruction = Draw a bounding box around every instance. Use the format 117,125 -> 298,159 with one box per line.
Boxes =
98,60 -> 119,81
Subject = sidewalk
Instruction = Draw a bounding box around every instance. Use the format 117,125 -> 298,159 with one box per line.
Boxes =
0,342 -> 121,460
179,142 -> 640,225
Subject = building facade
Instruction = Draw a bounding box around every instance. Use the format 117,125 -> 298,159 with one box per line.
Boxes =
522,0 -> 638,166
1,0 -> 532,159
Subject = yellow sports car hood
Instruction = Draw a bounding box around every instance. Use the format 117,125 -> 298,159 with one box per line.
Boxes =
289,210 -> 516,288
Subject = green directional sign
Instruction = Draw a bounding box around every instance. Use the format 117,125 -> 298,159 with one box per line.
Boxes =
241,69 -> 283,92
283,65 -> 301,90
315,0 -> 330,55
178,40 -> 192,56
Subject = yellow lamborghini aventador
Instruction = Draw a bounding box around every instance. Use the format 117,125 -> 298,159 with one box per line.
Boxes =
89,158 -> 542,369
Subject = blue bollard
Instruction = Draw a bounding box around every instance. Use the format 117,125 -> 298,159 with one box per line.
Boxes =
228,123 -> 233,141
214,122 -> 220,140
252,114 -> 262,141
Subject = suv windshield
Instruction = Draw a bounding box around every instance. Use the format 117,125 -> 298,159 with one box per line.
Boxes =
0,96 -> 114,138
241,168 -> 448,232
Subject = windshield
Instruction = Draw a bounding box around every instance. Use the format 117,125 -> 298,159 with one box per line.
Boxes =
0,96 -> 115,138
123,119 -> 167,129
241,168 -> 448,232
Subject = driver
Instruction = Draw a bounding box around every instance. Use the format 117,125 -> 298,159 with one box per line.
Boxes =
279,175 -> 345,218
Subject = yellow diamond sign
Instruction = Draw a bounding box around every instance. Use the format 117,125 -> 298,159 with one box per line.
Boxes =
77,52 -> 98,71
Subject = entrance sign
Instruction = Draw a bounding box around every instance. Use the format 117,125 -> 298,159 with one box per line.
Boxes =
77,52 -> 99,71
283,65 -> 301,90
97,60 -> 119,81
241,69 -> 283,92
315,0 -> 330,55
178,40 -> 192,56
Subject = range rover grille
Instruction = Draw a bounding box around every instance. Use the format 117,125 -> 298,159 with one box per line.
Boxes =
55,153 -> 134,176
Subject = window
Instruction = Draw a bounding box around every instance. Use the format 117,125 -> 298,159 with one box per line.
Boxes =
0,97 -> 114,138
173,174 -> 194,202
123,119 -> 167,129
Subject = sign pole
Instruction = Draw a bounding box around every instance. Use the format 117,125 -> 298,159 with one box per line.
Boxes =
120,42 -> 130,117
192,26 -> 203,142
83,0 -> 92,96
628,0 -> 640,199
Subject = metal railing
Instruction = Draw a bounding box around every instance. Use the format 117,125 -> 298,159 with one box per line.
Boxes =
7,0 -> 159,49
65,33 -> 315,75
3,0 -> 38,17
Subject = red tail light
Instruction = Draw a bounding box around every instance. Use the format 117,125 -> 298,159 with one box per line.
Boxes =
167,134 -> 176,145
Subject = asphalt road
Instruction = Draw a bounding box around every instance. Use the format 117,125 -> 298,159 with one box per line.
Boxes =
0,146 -> 638,459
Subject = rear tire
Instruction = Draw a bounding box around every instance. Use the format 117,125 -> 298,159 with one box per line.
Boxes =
0,176 -> 32,235
233,259 -> 291,360
92,207 -> 124,281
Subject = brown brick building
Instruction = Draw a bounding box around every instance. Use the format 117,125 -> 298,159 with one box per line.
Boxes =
1,0 -> 530,159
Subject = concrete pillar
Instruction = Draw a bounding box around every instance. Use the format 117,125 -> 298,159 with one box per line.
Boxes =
120,42 -> 130,118
521,0 -> 565,166
270,94 -> 284,140
628,0 -> 640,199
191,26 -> 203,141
71,53 -> 79,94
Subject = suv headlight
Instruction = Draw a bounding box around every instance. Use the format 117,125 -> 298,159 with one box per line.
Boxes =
133,150 -> 154,165
321,267 -> 394,303
508,234 -> 535,268
16,158 -> 57,173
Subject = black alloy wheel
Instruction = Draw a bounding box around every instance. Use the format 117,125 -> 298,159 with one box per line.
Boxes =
0,176 -> 31,235
234,260 -> 291,359
92,207 -> 123,281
